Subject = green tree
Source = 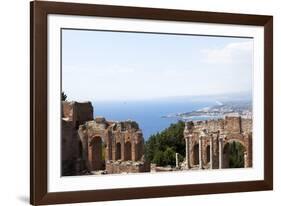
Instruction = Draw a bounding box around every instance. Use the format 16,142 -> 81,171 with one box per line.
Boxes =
62,91 -> 67,101
145,121 -> 186,167
144,134 -> 157,162
152,150 -> 165,166
229,141 -> 245,168
163,147 -> 176,166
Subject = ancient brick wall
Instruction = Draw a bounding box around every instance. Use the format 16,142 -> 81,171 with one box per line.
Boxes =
62,101 -> 94,128
211,134 -> 220,168
194,119 -> 224,132
61,120 -> 80,161
224,116 -> 241,134
62,101 -> 73,120
241,118 -> 252,133
105,160 -> 150,174
62,101 -> 149,175
75,102 -> 149,173
61,120 -> 85,175
184,116 -> 252,170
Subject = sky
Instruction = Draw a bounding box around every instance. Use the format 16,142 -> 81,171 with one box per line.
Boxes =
62,29 -> 253,102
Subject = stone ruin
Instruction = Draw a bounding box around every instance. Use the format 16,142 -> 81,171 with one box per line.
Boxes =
183,116 -> 252,170
61,101 -> 150,176
61,101 -> 253,175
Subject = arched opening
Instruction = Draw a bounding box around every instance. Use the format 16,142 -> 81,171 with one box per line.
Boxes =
89,136 -> 105,171
193,144 -> 199,165
223,141 -> 245,168
206,145 -> 210,163
116,142 -> 121,160
124,142 -> 132,160
101,143 -> 106,161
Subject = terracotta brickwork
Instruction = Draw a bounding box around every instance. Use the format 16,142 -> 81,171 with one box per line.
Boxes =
105,160 -> 150,174
61,101 -> 149,175
184,116 -> 252,170
62,101 -> 94,128
78,117 -> 147,173
61,101 -> 94,176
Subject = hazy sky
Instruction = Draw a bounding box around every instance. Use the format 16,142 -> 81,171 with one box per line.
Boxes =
62,29 -> 253,101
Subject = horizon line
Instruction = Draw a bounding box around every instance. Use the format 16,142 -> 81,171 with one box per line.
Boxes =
65,91 -> 252,102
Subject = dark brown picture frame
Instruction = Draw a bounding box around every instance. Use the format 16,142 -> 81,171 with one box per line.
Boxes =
30,1 -> 273,205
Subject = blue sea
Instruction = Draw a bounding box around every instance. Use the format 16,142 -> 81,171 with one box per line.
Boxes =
93,99 -> 216,140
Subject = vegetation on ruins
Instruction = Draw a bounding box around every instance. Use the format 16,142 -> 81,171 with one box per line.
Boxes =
145,120 -> 246,168
145,121 -> 185,167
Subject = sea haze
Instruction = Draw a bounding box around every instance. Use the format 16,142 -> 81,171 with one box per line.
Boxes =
93,99 -> 216,140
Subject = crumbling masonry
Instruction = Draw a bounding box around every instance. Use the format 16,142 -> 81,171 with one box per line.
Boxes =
61,101 -> 150,176
61,101 -> 252,175
183,116 -> 252,169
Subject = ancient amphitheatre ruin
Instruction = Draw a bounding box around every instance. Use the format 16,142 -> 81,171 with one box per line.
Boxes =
61,101 -> 252,176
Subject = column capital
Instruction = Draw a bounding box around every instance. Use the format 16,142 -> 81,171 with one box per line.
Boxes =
199,130 -> 207,138
185,134 -> 192,139
219,135 -> 225,141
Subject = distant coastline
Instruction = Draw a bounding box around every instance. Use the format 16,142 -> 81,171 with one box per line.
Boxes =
161,100 -> 252,121
92,94 -> 252,140
93,99 -> 213,140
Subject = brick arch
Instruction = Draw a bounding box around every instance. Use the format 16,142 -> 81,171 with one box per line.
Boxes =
222,135 -> 248,159
192,143 -> 199,165
88,136 -> 105,171
124,141 -> 132,160
115,142 -> 121,160
222,137 -> 246,169
223,135 -> 247,149
202,138 -> 212,165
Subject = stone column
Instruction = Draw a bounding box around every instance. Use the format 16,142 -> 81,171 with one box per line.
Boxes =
105,134 -> 112,161
88,145 -> 93,171
112,138 -> 116,160
199,136 -> 202,169
219,137 -> 223,169
131,141 -> 136,161
185,136 -> 190,169
246,134 -> 253,167
176,153 -> 179,168
121,139 -> 125,161
244,151 -> 247,168
210,137 -> 213,169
